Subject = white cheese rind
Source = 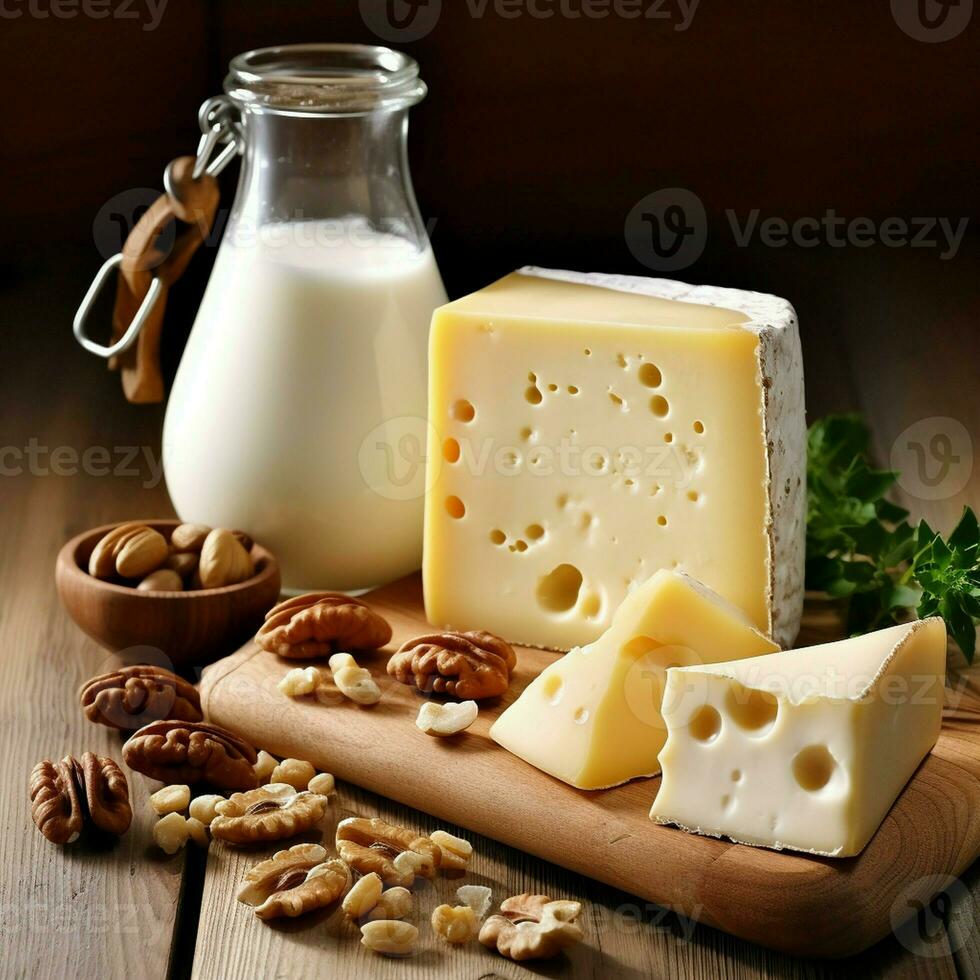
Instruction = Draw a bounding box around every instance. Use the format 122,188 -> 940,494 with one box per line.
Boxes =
521,268 -> 806,648
650,618 -> 947,857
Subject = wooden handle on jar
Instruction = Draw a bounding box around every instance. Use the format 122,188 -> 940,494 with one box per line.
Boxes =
109,157 -> 220,404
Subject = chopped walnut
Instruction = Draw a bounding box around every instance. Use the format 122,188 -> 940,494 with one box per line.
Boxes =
480,893 -> 584,961
154,812 -> 190,855
432,904 -> 479,944
186,817 -> 210,848
256,593 -> 392,659
333,665 -> 382,705
416,700 -> 479,737
342,872 -> 383,919
387,630 -> 516,700
211,784 -> 328,844
237,843 -> 352,920
360,920 -> 418,956
150,784 -> 190,816
336,816 -> 441,887
457,885 -> 492,920
270,758 -> 316,790
278,666 -> 323,698
308,772 -> 335,796
365,887 -> 413,922
188,794 -> 224,826
253,750 -> 278,783
430,829 -> 472,872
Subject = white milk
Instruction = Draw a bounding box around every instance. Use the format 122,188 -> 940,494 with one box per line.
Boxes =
163,219 -> 447,592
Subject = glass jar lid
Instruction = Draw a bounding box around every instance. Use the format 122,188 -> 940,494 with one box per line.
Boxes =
225,43 -> 427,115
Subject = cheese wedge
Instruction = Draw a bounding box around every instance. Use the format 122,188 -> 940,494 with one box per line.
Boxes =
423,267 -> 806,651
489,569 -> 779,789
650,618 -> 947,857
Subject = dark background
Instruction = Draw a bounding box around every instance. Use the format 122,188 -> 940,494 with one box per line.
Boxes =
1,0 -> 977,417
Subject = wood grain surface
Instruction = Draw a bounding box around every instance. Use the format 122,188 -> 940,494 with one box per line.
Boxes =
4,247 -> 979,978
198,577 -> 980,958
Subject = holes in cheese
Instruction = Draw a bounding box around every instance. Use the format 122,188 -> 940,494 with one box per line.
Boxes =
445,496 -> 465,519
638,362 -> 663,388
792,745 -> 837,792
525,524 -> 545,541
489,569 -> 778,789
651,618 -> 947,857
690,705 -> 723,742
452,399 -> 475,422
525,385 -> 543,405
650,395 -> 670,417
443,438 -> 460,463
693,419 -> 705,434
536,563 -> 584,614
489,529 -> 506,546
725,685 -> 779,735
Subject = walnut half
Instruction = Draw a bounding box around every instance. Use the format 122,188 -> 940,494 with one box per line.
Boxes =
30,753 -> 132,843
237,843 -> 352,920
479,893 -> 584,961
211,784 -> 328,844
256,593 -> 392,660
336,816 -> 441,888
387,630 -> 516,701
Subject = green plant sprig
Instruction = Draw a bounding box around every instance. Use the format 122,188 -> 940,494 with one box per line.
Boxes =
806,414 -> 980,660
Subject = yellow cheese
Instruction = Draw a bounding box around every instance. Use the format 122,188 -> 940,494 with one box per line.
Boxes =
489,569 -> 779,789
650,618 -> 947,857
423,267 -> 806,651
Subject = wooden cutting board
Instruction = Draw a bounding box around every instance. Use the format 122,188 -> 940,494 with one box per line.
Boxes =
199,574 -> 980,958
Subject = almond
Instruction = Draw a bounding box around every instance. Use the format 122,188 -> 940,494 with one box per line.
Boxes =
171,523 -> 211,553
199,529 -> 254,589
116,526 -> 169,578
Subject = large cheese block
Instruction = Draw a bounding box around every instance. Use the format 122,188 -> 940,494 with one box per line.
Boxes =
650,618 -> 947,857
489,569 -> 779,789
423,267 -> 806,651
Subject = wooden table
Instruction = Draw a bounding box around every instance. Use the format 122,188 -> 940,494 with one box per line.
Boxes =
4,244 -> 979,979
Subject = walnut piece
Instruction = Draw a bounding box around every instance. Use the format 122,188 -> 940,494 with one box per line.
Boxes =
278,666 -> 322,698
186,817 -> 210,848
457,884 -> 493,920
89,523 -> 168,580
308,772 -> 335,796
154,812 -> 190,854
336,816 -> 441,887
256,593 -> 392,660
479,894 -> 584,961
270,758 -> 316,790
342,872 -> 384,919
365,886 -> 413,922
79,664 -> 202,731
430,829 -> 472,871
189,794 -> 224,826
360,920 -> 418,956
387,630 -> 516,701
254,750 -> 278,783
150,784 -> 190,815
210,783 -> 327,844
333,664 -> 382,705
416,700 -> 479,737
432,904 -> 479,944
123,720 -> 258,790
30,753 -> 132,843
237,843 -> 352,920
199,528 -> 254,588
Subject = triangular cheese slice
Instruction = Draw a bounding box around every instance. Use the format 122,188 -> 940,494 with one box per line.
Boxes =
650,618 -> 947,856
490,569 -> 779,789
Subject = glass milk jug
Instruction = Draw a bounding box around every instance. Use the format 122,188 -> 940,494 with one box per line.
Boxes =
162,45 -> 447,593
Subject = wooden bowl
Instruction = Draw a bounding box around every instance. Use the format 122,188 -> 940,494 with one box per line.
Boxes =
56,520 -> 281,667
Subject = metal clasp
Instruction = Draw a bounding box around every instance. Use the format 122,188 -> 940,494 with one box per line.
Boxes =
73,255 -> 164,359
